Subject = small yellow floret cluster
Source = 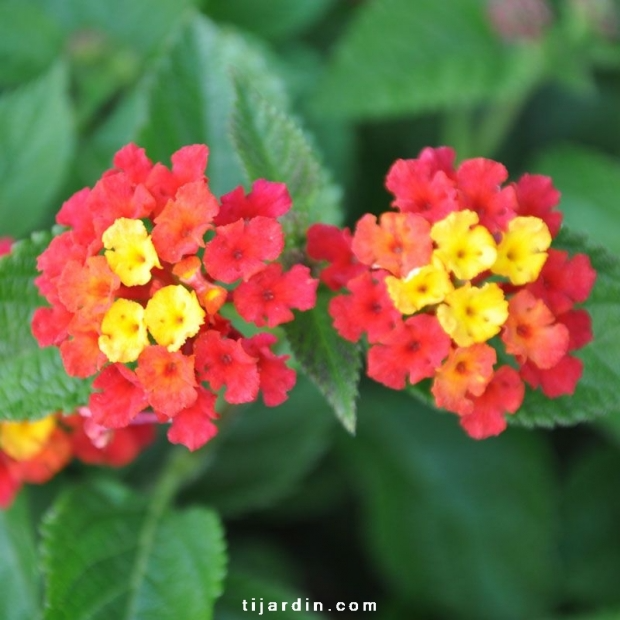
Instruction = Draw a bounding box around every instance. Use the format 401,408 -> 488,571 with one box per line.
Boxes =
0,417 -> 56,461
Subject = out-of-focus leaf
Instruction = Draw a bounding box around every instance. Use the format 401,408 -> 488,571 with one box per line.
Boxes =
42,480 -> 226,620
560,446 -> 620,609
207,0 -> 334,42
0,232 -> 92,421
313,0 -> 543,119
511,228 -> 620,428
341,384 -> 557,620
0,63 -> 74,237
530,146 -> 620,256
283,292 -> 361,434
0,4 -> 63,87
231,78 -> 342,247
84,14 -> 287,196
0,494 -> 41,620
183,377 -> 335,517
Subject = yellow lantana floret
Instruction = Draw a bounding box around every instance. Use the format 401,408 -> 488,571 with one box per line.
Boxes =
436,282 -> 508,347
102,218 -> 162,286
492,216 -> 551,285
385,258 -> 454,314
145,285 -> 205,352
99,298 -> 149,363
431,210 -> 497,281
0,416 -> 56,461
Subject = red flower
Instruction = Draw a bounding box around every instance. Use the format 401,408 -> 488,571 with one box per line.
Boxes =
31,305 -> 73,347
520,355 -> 583,398
194,330 -> 260,404
60,329 -> 107,378
234,263 -> 318,327
111,143 -> 154,185
167,388 -> 219,451
204,217 -> 284,283
368,315 -> 451,389
513,173 -> 562,237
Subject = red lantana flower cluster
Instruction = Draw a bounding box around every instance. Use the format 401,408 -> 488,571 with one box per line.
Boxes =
307,146 -> 596,439
32,144 -> 318,451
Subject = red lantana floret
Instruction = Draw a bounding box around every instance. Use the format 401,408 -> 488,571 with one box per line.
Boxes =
32,143 -> 317,451
309,145 -> 596,440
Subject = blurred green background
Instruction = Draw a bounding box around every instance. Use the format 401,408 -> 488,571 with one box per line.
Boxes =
1,0 -> 620,618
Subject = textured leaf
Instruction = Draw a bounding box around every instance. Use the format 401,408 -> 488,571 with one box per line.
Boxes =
0,63 -> 74,237
0,232 -> 92,421
342,384 -> 557,620
511,228 -> 620,428
231,78 -> 343,247
85,14 -> 287,196
182,377 -> 334,517
283,291 -> 361,434
530,146 -> 620,255
313,0 -> 542,119
42,481 -> 226,620
0,494 -> 41,620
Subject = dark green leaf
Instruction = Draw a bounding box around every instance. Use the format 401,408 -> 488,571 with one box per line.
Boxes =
283,291 -> 361,434
42,481 -> 226,620
313,0 -> 543,119
0,494 -> 41,620
0,63 -> 74,237
231,77 -> 342,247
182,377 -> 335,517
342,384 -> 557,620
0,232 -> 92,421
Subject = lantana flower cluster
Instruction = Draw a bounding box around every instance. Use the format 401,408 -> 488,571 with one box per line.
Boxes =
308,146 -> 596,439
32,144 -> 318,451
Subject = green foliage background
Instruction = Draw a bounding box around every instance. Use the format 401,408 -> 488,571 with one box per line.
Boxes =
1,0 -> 620,618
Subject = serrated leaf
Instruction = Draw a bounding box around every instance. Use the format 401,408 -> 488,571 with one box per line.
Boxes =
0,494 -> 41,620
84,14 -> 288,196
342,385 -> 557,620
313,0 -> 543,119
283,291 -> 361,434
511,228 -> 620,428
0,232 -> 92,421
0,63 -> 74,237
41,481 -> 226,620
231,77 -> 343,247
530,146 -> 620,256
182,377 -> 334,517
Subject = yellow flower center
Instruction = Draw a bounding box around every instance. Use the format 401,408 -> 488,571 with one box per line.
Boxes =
436,282 -> 508,347
431,210 -> 497,281
144,285 -> 205,352
0,416 -> 56,461
99,298 -> 149,363
492,216 -> 551,285
102,218 -> 162,286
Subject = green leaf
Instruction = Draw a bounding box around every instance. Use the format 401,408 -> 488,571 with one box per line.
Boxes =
0,232 -> 92,421
41,480 -> 227,620
530,145 -> 620,256
0,63 -> 74,237
342,384 -> 557,620
84,14 -> 288,196
0,4 -> 64,87
231,77 -> 343,247
0,494 -> 41,620
182,377 -> 335,517
207,0 -> 335,42
511,228 -> 620,428
283,291 -> 361,434
313,0 -> 543,119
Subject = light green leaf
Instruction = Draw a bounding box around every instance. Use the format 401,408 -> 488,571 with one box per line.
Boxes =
0,232 -> 92,421
511,228 -> 620,428
313,0 -> 543,119
182,377 -> 334,517
342,385 -> 557,620
0,494 -> 41,620
530,145 -> 620,256
283,291 -> 361,434
0,63 -> 74,237
231,77 -> 343,249
42,481 -> 227,620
